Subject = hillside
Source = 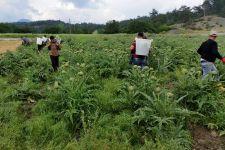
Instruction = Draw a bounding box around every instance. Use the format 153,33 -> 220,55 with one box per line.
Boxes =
169,16 -> 225,34
191,16 -> 225,32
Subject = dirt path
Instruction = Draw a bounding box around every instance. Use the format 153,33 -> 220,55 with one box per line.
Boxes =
0,38 -> 21,41
0,40 -> 21,54
189,124 -> 225,150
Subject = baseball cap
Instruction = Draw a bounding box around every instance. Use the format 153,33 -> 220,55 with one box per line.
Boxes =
210,30 -> 218,37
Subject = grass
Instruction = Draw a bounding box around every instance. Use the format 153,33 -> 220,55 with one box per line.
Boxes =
0,34 -> 225,149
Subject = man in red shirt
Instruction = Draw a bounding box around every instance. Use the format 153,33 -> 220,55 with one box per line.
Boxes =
130,32 -> 148,67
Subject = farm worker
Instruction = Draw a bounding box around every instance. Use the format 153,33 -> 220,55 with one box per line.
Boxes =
37,35 -> 48,52
37,37 -> 43,52
130,32 -> 149,67
21,37 -> 31,46
42,35 -> 49,45
48,36 -> 61,71
197,31 -> 225,79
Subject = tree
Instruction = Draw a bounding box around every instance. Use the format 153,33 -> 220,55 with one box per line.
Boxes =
178,6 -> 193,23
44,25 -> 63,34
14,26 -> 33,33
193,6 -> 204,18
202,0 -> 214,16
212,0 -> 225,16
0,23 -> 14,33
150,9 -> 159,19
105,20 -> 120,34
127,20 -> 149,33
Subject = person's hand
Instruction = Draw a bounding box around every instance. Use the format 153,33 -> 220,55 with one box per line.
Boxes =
130,45 -> 135,50
221,57 -> 225,64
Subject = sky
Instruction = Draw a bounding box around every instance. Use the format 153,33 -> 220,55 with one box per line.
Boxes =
0,0 -> 203,24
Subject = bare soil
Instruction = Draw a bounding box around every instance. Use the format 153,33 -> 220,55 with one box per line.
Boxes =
0,40 -> 21,54
189,124 -> 225,150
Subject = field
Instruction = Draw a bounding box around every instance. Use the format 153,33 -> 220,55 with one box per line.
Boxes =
0,34 -> 225,150
0,40 -> 21,54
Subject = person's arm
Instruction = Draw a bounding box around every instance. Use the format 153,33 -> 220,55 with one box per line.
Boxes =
211,42 -> 225,63
48,45 -> 51,51
130,41 -> 136,53
197,43 -> 204,55
212,43 -> 223,60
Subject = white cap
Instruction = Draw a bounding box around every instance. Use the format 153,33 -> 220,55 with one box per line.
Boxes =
210,30 -> 218,36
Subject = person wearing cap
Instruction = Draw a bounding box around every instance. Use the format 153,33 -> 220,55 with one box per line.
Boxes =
197,31 -> 225,79
21,37 -> 31,46
37,35 -> 49,52
48,36 -> 61,71
42,35 -> 49,47
130,32 -> 148,67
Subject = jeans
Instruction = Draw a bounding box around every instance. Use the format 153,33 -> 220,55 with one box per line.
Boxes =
201,60 -> 218,79
132,57 -> 147,68
50,56 -> 59,71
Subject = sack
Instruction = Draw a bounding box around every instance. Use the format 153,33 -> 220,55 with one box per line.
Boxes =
37,38 -> 43,45
135,38 -> 153,56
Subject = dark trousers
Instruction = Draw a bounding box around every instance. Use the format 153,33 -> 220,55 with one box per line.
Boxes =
50,56 -> 59,71
38,45 -> 43,51
38,44 -> 46,51
130,55 -> 148,68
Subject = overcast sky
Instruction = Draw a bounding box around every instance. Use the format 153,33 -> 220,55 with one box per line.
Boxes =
0,0 -> 203,23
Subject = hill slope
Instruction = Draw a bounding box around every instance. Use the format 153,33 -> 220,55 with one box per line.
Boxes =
170,16 -> 225,34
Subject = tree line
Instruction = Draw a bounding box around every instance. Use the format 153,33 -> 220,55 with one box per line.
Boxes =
0,20 -> 104,34
105,0 -> 225,33
0,0 -> 224,34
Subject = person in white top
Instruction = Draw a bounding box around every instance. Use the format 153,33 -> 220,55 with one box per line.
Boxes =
42,35 -> 49,45
37,35 -> 49,52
